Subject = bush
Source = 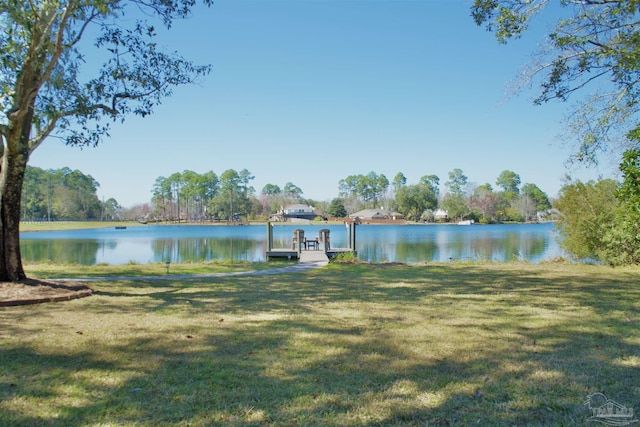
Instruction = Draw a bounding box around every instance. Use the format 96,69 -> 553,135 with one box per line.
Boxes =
554,179 -> 619,260
601,149 -> 640,265
602,209 -> 640,265
331,252 -> 359,263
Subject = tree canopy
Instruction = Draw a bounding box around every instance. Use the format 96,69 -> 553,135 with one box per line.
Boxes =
496,170 -> 521,194
472,0 -> 640,164
22,166 -> 106,221
1,0 -> 212,151
0,0 -> 213,280
338,172 -> 389,208
395,184 -> 438,222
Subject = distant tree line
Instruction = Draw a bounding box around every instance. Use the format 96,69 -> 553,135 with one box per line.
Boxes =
145,167 -> 554,224
334,169 -> 551,223
21,166 -> 121,221
149,169 -> 322,222
21,166 -> 553,224
146,167 -> 552,224
150,169 -> 257,222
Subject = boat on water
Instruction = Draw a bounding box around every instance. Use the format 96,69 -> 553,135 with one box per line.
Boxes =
457,219 -> 475,225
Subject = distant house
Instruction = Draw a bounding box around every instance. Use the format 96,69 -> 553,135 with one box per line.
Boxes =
269,204 -> 326,222
434,209 -> 448,221
349,208 -> 404,221
389,211 -> 404,220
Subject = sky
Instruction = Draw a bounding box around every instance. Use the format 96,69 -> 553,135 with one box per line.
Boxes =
28,0 -> 611,208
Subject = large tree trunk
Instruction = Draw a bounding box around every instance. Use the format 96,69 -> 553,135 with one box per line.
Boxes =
0,42 -> 40,282
0,162 -> 28,282
0,158 -> 28,281
0,116 -> 31,282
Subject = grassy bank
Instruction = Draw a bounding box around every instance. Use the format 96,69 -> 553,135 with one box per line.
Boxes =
20,221 -> 143,232
18,220 -> 324,233
2,261 -> 639,426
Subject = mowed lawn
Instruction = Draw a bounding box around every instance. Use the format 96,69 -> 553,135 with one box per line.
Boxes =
1,262 -> 639,426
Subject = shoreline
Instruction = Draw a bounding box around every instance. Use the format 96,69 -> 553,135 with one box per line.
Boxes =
20,219 -> 555,232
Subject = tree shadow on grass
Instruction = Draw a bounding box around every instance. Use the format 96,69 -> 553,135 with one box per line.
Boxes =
3,317 -> 633,425
1,263 -> 638,425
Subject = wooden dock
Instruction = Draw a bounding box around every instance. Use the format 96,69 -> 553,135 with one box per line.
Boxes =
265,247 -> 356,261
265,222 -> 357,261
265,248 -> 299,260
299,250 -> 330,265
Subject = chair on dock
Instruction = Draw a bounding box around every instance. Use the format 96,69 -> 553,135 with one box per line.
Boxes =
305,237 -> 319,250
292,229 -> 305,250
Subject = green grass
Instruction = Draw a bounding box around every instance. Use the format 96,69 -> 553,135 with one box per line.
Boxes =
22,259 -> 294,278
2,261 -> 639,426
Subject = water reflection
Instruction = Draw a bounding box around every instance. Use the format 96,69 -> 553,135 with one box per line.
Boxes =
394,240 -> 441,264
151,238 -> 265,263
19,223 -> 563,265
355,224 -> 559,263
21,239 -> 101,265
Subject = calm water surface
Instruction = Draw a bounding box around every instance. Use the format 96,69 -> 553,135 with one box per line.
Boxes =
20,223 -> 563,265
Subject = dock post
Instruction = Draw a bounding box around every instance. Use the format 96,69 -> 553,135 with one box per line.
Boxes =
266,222 -> 273,251
319,229 -> 330,254
349,222 -> 357,250
346,222 -> 350,249
295,229 -> 304,257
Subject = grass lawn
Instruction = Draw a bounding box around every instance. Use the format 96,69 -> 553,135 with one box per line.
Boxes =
1,261 -> 639,426
20,260 -> 293,279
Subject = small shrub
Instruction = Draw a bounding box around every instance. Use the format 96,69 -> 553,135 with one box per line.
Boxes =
331,252 -> 359,263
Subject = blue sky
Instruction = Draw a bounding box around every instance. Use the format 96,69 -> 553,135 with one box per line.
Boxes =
29,0 -> 608,207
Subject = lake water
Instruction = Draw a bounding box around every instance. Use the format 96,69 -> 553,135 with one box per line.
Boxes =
19,222 -> 564,265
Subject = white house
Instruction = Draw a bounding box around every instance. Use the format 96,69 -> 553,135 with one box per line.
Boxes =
284,204 -> 314,217
271,204 -> 326,221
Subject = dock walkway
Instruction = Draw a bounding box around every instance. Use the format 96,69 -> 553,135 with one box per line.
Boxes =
265,222 -> 357,261
299,250 -> 329,267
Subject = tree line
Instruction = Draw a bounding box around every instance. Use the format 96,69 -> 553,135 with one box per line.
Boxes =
150,169 -> 314,221
21,166 -> 121,221
144,168 -> 554,223
150,169 -> 255,222
21,166 -> 552,224
335,169 -> 551,223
